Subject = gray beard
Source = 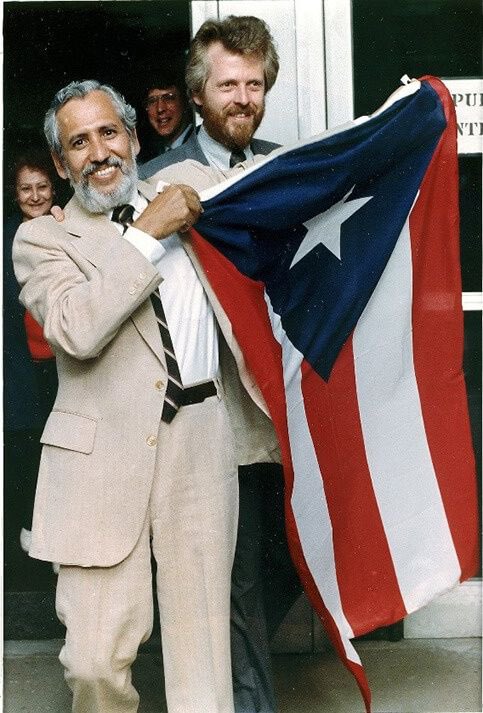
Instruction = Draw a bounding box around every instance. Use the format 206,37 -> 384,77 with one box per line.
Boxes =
66,148 -> 138,214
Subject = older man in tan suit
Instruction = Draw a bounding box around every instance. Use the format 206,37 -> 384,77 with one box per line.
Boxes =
13,80 -> 279,713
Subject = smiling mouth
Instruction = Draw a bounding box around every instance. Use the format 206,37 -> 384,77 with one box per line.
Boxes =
90,165 -> 118,179
228,112 -> 254,120
155,118 -> 173,130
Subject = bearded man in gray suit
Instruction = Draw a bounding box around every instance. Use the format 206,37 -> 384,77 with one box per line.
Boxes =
13,79 -> 280,713
140,16 -> 302,713
139,16 -> 279,177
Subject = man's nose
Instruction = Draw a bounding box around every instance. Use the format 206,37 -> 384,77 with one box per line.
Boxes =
233,84 -> 249,105
155,97 -> 168,112
89,136 -> 110,163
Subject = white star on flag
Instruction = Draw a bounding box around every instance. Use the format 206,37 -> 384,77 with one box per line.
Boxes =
290,186 -> 373,267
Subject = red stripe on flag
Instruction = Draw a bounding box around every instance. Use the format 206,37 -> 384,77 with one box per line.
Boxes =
189,231 -> 291,473
190,230 -> 373,711
300,350 -> 407,636
410,76 -> 479,580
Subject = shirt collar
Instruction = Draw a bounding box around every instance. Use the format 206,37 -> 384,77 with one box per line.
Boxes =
197,124 -> 254,170
108,188 -> 147,222
166,122 -> 194,151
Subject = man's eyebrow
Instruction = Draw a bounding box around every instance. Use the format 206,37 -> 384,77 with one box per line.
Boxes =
68,123 -> 120,144
67,131 -> 87,145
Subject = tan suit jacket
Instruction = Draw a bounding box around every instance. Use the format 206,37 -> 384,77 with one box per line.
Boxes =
13,161 -> 279,567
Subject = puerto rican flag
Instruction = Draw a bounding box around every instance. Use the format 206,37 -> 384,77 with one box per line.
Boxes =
190,76 -> 479,711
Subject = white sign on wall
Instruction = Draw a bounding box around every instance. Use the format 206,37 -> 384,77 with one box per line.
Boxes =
442,78 -> 483,155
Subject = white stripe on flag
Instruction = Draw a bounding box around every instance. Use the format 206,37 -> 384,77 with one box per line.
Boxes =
265,295 -> 360,663
353,217 -> 461,612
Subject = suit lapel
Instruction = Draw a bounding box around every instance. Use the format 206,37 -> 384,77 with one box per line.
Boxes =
62,196 -> 121,267
187,133 -> 211,166
62,188 -> 167,368
130,298 -> 166,368
130,181 -> 167,365
63,181 -> 159,257
251,138 -> 279,154
137,179 -> 159,203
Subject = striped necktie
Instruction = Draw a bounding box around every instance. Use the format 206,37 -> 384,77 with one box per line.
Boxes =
150,290 -> 184,423
112,203 -> 183,423
111,204 -> 135,233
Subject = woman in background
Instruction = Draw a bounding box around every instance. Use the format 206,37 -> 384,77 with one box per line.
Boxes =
4,151 -> 59,587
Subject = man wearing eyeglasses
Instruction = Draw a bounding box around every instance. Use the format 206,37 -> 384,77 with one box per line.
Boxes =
137,69 -> 194,164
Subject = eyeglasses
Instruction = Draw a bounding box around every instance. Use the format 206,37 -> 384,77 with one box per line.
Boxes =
145,92 -> 178,109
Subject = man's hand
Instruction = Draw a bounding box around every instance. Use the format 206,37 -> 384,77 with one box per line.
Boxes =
51,205 -> 65,222
133,184 -> 203,240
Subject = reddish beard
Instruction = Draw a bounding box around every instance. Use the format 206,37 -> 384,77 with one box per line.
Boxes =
202,102 -> 265,150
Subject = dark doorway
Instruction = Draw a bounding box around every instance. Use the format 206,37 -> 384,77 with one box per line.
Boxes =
3,0 -> 191,638
3,1 -> 191,210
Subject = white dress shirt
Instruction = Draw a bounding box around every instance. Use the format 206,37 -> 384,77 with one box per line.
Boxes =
110,190 -> 219,385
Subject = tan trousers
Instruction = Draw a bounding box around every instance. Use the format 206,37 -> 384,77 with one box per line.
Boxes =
55,392 -> 238,713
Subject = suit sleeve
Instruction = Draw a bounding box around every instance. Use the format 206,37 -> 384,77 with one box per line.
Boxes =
13,216 -> 162,360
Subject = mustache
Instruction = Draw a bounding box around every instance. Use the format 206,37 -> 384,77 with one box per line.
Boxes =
82,156 -> 126,178
224,105 -> 258,118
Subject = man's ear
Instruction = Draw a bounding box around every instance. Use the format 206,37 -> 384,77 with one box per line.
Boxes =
132,128 -> 141,157
51,152 -> 68,180
192,94 -> 203,110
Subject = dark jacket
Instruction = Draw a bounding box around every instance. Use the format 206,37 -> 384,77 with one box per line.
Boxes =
3,215 -> 49,430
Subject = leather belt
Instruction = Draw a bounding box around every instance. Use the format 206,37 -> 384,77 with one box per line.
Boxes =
181,379 -> 217,406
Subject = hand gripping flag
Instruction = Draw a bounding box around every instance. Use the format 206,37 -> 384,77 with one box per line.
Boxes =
189,76 -> 479,711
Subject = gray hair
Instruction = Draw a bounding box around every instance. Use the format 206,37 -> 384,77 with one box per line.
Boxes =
44,80 -> 137,157
186,15 -> 279,100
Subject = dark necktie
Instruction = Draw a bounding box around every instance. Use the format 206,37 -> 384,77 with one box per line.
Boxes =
229,148 -> 247,168
112,203 -> 183,423
111,204 -> 135,233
